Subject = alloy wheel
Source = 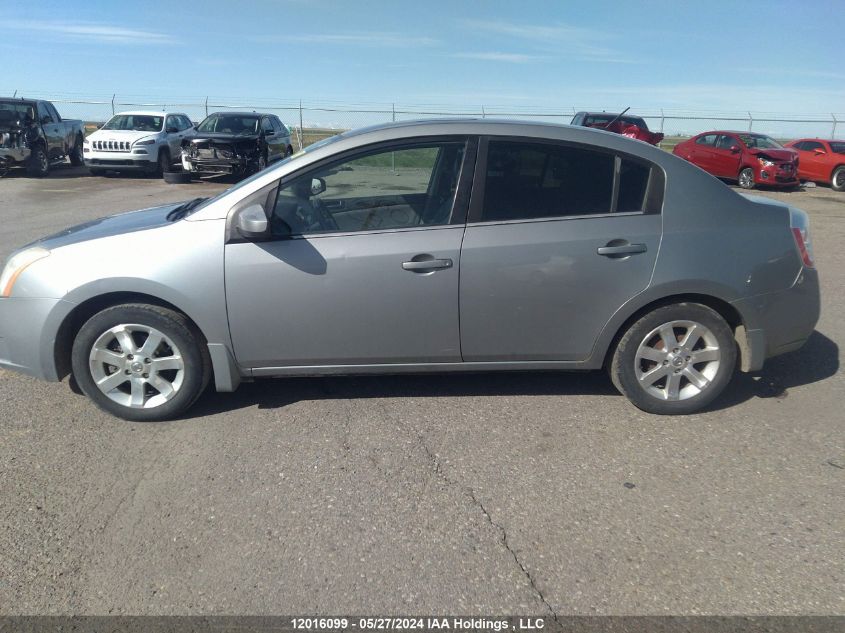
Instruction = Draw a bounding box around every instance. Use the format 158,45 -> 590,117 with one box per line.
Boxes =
738,169 -> 754,189
88,323 -> 185,409
634,320 -> 721,401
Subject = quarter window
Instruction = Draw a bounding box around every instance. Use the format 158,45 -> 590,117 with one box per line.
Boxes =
271,141 -> 466,235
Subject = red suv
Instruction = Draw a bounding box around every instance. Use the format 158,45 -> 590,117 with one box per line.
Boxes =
673,131 -> 799,189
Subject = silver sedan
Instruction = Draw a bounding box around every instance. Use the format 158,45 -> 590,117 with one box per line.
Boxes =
0,119 -> 820,420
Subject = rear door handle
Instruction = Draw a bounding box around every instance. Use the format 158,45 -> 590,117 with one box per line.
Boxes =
402,258 -> 453,271
597,243 -> 647,256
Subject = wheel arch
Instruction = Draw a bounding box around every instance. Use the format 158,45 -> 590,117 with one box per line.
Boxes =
830,162 -> 845,180
53,291 -> 206,381
598,292 -> 745,371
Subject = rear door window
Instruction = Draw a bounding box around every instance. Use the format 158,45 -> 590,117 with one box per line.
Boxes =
477,140 -> 660,221
696,134 -> 717,146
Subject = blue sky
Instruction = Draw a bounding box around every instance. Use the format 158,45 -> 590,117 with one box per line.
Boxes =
2,0 -> 844,133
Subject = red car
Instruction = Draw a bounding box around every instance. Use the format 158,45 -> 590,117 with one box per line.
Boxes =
784,138 -> 845,191
673,131 -> 799,189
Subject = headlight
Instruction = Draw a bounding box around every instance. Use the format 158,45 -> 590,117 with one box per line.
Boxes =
134,138 -> 156,146
758,157 -> 775,167
0,247 -> 50,297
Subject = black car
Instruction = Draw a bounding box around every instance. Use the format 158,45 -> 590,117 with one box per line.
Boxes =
181,111 -> 294,177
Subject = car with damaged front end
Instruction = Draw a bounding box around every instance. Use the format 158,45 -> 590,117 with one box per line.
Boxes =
0,98 -> 84,176
181,111 -> 293,178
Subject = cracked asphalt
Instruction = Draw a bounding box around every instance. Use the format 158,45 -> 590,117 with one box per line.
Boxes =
0,166 -> 842,615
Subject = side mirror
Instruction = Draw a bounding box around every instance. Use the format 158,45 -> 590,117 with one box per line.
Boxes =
166,126 -> 178,134
730,145 -> 741,153
310,177 -> 326,196
235,204 -> 269,240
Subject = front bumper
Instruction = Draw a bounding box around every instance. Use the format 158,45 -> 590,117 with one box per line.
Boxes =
0,297 -> 74,381
84,157 -> 156,171
0,146 -> 31,167
754,163 -> 799,186
732,267 -> 820,371
182,153 -> 254,175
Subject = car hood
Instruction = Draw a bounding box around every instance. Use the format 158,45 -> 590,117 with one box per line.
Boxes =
87,129 -> 161,143
27,203 -> 181,251
748,147 -> 797,161
187,132 -> 260,143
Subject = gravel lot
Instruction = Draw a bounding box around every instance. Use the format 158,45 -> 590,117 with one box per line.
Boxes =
0,165 -> 842,615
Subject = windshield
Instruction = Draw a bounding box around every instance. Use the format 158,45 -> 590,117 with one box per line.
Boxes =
738,134 -> 782,149
102,114 -> 163,132
0,101 -> 35,121
178,132 -> 347,218
197,114 -> 259,135
829,142 -> 845,154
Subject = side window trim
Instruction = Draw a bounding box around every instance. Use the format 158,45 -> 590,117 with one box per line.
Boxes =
466,135 -> 664,224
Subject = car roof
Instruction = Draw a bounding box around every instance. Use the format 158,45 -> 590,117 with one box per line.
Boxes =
113,110 -> 183,117
695,130 -> 770,136
206,111 -> 272,117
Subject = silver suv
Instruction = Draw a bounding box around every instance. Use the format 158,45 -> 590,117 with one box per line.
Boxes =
0,120 -> 820,420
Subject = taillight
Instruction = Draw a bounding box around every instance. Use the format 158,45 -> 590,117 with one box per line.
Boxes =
791,227 -> 814,268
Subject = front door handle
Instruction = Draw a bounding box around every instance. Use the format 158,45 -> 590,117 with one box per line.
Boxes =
597,243 -> 647,257
402,257 -> 453,272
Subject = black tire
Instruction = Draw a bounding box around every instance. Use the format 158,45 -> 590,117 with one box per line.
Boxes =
609,302 -> 737,415
831,166 -> 845,192
738,167 -> 755,189
163,170 -> 193,184
69,135 -> 84,166
27,144 -> 49,177
71,304 -> 211,422
155,149 -> 171,176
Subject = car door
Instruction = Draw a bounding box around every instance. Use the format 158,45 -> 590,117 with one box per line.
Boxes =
224,137 -> 475,369
164,115 -> 188,160
260,116 -> 279,161
459,138 -> 662,361
690,134 -> 718,174
793,140 -> 827,181
711,134 -> 742,178
36,101 -> 63,159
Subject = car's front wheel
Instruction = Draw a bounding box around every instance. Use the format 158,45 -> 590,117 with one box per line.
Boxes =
609,303 -> 736,415
738,167 -> 755,189
27,144 -> 49,177
71,304 -> 210,421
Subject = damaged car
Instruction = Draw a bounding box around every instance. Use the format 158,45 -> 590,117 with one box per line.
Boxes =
0,98 -> 84,176
181,111 -> 293,178
673,131 -> 799,189
571,109 -> 665,146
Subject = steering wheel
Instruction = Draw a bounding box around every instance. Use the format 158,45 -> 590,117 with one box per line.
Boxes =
309,197 -> 339,232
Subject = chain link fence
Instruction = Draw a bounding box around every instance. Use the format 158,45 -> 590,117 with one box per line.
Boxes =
7,90 -> 843,151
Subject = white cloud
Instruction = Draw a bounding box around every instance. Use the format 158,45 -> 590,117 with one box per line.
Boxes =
276,32 -> 439,47
452,51 -> 542,63
463,19 -> 634,64
6,20 -> 175,45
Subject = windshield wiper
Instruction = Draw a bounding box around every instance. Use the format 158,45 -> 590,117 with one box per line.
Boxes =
167,197 -> 209,221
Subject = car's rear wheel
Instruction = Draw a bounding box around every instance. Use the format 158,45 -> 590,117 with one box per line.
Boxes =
738,167 -> 755,189
831,166 -> 845,192
609,303 -> 736,415
27,145 -> 49,177
69,135 -> 84,166
71,304 -> 210,421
